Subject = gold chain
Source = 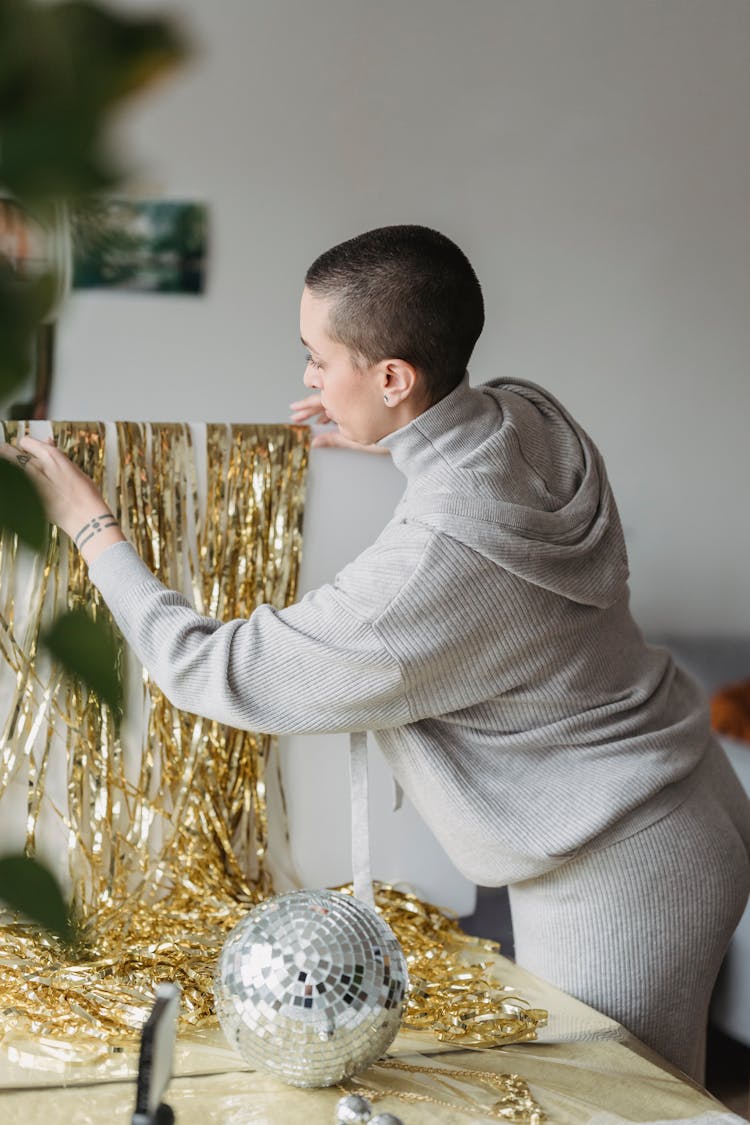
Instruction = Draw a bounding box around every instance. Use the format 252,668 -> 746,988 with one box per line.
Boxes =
343,1057 -> 544,1122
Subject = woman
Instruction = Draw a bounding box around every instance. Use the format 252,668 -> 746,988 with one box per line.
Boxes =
3,224 -> 749,1082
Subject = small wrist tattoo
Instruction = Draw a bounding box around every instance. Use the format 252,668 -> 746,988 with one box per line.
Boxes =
74,513 -> 119,549
16,453 -> 32,467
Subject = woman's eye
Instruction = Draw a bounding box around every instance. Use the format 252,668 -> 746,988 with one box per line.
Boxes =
304,352 -> 320,369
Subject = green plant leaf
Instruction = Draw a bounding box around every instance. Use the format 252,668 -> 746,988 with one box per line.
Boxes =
53,1 -> 189,106
0,113 -> 117,203
0,854 -> 75,944
0,458 -> 48,552
0,264 -> 57,397
43,608 -> 123,719
0,0 -> 189,202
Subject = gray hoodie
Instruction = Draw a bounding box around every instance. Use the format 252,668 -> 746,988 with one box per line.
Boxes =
89,376 -> 712,885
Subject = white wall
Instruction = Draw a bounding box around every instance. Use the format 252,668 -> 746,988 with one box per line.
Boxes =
19,0 -> 750,903
50,0 -> 750,635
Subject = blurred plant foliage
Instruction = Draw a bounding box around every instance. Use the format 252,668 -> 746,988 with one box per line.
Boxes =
0,0 -> 187,201
0,257 -> 56,399
44,605 -> 123,721
0,856 -> 77,946
0,0 -> 188,936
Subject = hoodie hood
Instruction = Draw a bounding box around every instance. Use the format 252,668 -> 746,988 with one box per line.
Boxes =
379,375 -> 629,608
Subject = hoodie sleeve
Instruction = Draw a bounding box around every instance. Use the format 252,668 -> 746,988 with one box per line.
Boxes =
88,541 -> 411,735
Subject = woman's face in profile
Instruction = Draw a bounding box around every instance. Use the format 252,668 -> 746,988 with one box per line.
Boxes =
299,286 -> 387,446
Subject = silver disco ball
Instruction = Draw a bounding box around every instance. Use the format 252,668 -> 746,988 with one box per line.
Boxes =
214,889 -> 409,1088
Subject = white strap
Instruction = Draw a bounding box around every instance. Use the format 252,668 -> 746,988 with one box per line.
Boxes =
348,731 -> 375,907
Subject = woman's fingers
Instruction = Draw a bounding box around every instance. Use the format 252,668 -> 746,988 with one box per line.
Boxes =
290,410 -> 331,424
0,440 -> 42,473
311,430 -> 390,455
289,394 -> 331,425
289,394 -> 321,410
18,435 -> 49,451
18,434 -> 62,463
289,409 -> 331,424
310,430 -> 354,449
14,435 -> 57,473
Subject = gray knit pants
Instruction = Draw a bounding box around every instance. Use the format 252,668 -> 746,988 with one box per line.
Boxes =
508,739 -> 750,1083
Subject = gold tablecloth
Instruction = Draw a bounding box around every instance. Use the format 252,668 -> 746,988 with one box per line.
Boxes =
0,953 -> 742,1124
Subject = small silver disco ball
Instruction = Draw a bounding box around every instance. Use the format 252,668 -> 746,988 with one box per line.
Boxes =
214,889 -> 409,1088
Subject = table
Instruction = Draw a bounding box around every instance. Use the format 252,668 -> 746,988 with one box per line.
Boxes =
0,953 -> 744,1124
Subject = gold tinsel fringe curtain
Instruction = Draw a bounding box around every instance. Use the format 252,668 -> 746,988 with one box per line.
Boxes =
0,421 -> 310,1054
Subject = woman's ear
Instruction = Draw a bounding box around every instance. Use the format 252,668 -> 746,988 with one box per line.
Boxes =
381,359 -> 420,406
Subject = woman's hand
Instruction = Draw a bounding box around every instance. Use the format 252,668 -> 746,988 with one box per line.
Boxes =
289,393 -> 332,429
0,435 -> 125,563
289,394 -> 390,454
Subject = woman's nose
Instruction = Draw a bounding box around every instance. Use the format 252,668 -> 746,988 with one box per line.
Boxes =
303,366 -> 320,390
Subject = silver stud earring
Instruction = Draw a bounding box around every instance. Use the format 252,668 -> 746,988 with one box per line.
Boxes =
383,394 -> 389,404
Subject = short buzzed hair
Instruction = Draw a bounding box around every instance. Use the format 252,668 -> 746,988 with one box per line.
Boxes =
305,225 -> 484,404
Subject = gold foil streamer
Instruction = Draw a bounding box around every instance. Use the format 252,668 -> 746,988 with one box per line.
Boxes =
0,422 -> 309,1058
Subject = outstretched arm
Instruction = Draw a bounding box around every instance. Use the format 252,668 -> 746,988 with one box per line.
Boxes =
0,432 -> 408,735
88,540 -> 411,735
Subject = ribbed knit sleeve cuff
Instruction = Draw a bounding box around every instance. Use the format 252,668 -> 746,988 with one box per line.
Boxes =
87,540 -> 161,612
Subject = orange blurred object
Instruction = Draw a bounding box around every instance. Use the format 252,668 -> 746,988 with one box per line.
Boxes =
711,679 -> 750,744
